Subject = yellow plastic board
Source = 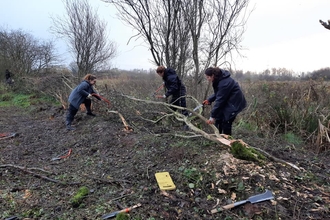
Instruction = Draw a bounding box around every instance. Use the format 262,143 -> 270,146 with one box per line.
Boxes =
155,172 -> 176,190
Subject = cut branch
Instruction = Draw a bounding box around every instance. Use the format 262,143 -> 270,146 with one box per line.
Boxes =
122,94 -> 301,171
0,164 -> 80,185
108,110 -> 132,131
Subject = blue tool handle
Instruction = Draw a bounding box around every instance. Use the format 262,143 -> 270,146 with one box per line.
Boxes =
102,210 -> 119,219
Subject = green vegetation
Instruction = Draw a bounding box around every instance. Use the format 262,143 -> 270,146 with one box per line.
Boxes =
283,132 -> 302,145
230,141 -> 265,163
22,208 -> 44,218
116,212 -> 130,220
70,186 -> 89,208
180,167 -> 203,189
0,91 -> 58,108
12,94 -> 32,107
236,119 -> 258,131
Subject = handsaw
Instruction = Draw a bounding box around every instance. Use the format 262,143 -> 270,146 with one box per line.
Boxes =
211,190 -> 274,214
102,203 -> 141,219
153,84 -> 164,96
188,104 -> 203,116
0,132 -> 17,140
91,93 -> 111,106
51,149 -> 72,161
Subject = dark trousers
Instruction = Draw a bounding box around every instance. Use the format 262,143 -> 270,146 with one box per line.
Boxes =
215,116 -> 236,136
170,86 -> 188,116
6,77 -> 13,84
66,99 -> 92,125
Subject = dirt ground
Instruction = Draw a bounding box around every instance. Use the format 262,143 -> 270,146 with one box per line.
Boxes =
1,96 -> 330,220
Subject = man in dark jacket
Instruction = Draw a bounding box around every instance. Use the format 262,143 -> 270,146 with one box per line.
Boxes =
66,74 -> 100,130
203,67 -> 246,135
5,69 -> 13,85
156,66 -> 188,116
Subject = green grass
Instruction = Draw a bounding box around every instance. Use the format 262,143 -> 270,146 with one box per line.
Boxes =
0,91 -> 59,108
12,94 -> 32,107
283,132 -> 302,145
236,119 -> 258,131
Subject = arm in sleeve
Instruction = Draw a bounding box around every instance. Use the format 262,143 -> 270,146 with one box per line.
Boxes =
207,94 -> 216,103
165,76 -> 179,97
210,81 -> 233,118
76,82 -> 91,98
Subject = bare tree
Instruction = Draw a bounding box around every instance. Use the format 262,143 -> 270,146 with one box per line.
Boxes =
103,0 -> 251,97
0,29 -> 57,75
51,0 -> 117,79
104,0 -> 192,79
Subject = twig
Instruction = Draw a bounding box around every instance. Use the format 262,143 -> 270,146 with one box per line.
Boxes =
0,164 -> 80,185
123,95 -> 301,171
140,112 -> 174,124
107,110 -> 133,131
110,192 -> 137,201
249,146 -> 300,171
84,174 -> 130,188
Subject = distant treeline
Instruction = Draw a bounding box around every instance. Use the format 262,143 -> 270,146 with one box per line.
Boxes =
231,67 -> 330,81
95,67 -> 330,82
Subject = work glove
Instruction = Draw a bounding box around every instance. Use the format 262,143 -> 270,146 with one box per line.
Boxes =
156,95 -> 166,98
92,93 -> 102,101
87,94 -> 93,99
203,100 -> 211,105
207,117 -> 215,124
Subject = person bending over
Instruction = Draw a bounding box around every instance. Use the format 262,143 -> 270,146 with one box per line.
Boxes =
203,67 -> 246,135
66,74 -> 100,130
156,66 -> 188,116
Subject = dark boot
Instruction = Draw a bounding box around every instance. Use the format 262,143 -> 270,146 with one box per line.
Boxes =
84,99 -> 95,116
66,104 -> 78,130
66,124 -> 76,131
66,120 -> 75,131
86,112 -> 96,116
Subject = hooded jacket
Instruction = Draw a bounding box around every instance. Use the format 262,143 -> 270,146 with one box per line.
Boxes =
5,70 -> 11,80
207,69 -> 246,121
68,80 -> 97,109
162,68 -> 185,97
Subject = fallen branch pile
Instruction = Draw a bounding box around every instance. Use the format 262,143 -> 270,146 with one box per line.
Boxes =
122,94 -> 301,171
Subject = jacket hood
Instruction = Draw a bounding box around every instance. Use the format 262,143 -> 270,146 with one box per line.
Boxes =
213,69 -> 230,85
164,68 -> 176,79
220,69 -> 231,79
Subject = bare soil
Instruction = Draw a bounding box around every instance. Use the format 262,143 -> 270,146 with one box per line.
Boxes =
1,96 -> 330,220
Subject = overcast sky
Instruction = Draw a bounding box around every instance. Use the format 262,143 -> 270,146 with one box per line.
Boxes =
1,0 -> 330,73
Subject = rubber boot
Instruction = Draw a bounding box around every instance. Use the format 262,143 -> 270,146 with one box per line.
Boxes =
85,99 -> 95,116
86,112 -> 96,116
66,124 -> 75,131
66,121 -> 76,131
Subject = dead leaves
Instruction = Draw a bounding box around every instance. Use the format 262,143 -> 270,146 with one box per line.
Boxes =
243,203 -> 263,218
209,151 -> 330,218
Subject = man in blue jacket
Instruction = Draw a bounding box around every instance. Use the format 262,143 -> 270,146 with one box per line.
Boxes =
203,67 -> 246,135
156,66 -> 188,116
66,74 -> 100,130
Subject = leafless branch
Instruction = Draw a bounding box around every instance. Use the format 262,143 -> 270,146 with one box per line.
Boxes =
0,164 -> 80,185
51,0 -> 117,78
319,19 -> 330,30
122,94 -> 301,171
